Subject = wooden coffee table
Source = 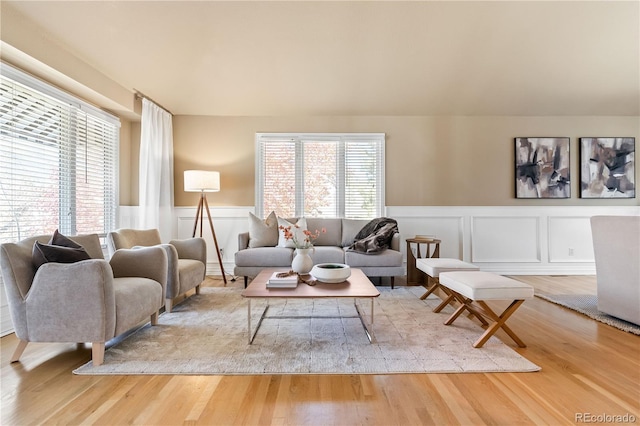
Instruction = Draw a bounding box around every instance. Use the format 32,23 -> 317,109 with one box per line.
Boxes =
241,268 -> 380,344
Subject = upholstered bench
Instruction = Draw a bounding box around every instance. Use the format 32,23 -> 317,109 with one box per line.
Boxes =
438,271 -> 534,348
416,258 -> 479,312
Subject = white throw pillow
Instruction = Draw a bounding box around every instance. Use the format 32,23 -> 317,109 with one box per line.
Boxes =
277,217 -> 308,248
248,211 -> 278,248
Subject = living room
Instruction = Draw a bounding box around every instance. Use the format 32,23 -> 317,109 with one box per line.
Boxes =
1,1 -> 638,425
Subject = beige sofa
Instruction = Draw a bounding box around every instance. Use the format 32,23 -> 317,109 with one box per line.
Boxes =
234,217 -> 404,288
590,215 -> 640,326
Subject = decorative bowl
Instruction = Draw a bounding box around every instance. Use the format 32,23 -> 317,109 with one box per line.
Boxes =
310,263 -> 351,283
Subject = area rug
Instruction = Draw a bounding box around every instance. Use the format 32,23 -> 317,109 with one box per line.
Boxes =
535,293 -> 640,336
74,286 -> 540,375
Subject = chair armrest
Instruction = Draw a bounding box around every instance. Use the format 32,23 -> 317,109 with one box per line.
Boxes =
110,247 -> 168,290
238,232 -> 250,251
26,259 -> 117,342
170,237 -> 206,264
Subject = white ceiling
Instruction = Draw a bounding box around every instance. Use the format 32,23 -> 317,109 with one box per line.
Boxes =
3,1 -> 639,117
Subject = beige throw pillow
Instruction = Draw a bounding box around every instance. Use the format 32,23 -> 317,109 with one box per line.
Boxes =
277,217 -> 308,248
248,211 -> 278,248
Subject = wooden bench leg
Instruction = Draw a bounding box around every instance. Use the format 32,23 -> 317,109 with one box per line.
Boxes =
474,300 -> 526,348
443,292 -> 489,326
420,276 -> 438,300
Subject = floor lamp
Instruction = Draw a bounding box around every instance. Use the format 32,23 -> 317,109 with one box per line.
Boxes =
184,170 -> 227,284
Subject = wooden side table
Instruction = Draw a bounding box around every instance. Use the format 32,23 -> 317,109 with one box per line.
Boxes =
406,237 -> 441,285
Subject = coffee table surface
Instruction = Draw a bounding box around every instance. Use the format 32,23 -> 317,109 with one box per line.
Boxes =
242,268 -> 380,298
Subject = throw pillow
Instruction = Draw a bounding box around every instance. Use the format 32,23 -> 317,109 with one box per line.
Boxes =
32,230 -> 91,269
248,211 -> 279,248
277,217 -> 308,248
50,229 -> 83,249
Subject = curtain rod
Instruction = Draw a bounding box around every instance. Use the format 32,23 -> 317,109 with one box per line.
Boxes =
134,90 -> 173,115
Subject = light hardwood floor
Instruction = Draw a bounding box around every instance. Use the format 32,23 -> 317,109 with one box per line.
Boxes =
1,275 -> 638,425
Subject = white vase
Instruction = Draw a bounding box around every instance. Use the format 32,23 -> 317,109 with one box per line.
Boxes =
291,248 -> 313,274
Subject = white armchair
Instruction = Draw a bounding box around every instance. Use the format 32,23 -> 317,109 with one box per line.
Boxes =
0,233 -> 167,366
590,215 -> 640,326
107,228 -> 206,312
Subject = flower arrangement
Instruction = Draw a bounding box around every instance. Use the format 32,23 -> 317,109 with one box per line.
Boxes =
279,224 -> 326,249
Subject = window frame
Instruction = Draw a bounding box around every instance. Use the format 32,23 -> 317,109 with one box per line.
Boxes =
0,62 -> 120,243
255,132 -> 385,219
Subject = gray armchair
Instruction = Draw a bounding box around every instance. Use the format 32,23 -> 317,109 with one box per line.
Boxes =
107,228 -> 206,312
0,233 -> 167,366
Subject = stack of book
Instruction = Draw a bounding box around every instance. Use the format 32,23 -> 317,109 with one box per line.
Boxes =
266,272 -> 298,288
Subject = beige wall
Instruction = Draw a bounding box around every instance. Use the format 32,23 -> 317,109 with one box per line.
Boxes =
169,115 -> 639,208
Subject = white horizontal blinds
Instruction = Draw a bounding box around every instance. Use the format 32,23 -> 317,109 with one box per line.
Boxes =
302,138 -> 339,217
74,114 -> 118,234
258,137 -> 297,218
0,64 -> 119,244
256,133 -> 384,219
344,137 -> 384,219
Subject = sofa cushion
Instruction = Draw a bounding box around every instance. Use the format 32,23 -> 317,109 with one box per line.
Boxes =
177,259 -> 205,294
277,217 -> 308,248
309,246 -> 345,264
341,219 -> 370,247
248,211 -> 278,248
306,218 -> 342,246
235,247 -> 294,267
345,248 -> 403,267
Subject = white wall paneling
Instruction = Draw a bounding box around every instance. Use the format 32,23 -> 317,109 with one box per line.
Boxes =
387,205 -> 639,275
548,216 -> 595,263
471,216 -> 540,263
122,204 -> 638,277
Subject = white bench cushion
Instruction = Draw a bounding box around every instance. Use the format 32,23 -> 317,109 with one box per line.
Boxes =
439,271 -> 534,300
416,258 -> 479,277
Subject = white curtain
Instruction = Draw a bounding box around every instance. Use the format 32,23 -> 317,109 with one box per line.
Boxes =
139,98 -> 174,242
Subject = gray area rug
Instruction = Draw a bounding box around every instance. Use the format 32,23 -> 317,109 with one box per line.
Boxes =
535,293 -> 640,336
74,286 -> 540,375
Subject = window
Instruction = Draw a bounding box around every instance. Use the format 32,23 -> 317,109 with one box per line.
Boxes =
256,133 -> 385,219
0,63 -> 120,244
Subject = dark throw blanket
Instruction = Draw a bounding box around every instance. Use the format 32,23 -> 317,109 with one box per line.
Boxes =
348,217 -> 398,254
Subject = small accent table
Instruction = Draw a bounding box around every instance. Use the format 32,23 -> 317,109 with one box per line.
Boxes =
406,237 -> 441,286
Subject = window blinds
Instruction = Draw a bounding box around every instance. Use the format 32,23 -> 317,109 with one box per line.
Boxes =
256,133 -> 384,219
0,63 -> 119,243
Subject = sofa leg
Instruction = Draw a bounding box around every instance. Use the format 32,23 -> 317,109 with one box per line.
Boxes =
151,311 -> 159,325
391,276 -> 395,289
92,342 -> 105,366
11,339 -> 28,363
195,284 -> 201,295
165,298 -> 173,313
244,276 -> 248,288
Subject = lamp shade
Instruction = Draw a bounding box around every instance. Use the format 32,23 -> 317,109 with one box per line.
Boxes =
184,170 -> 220,192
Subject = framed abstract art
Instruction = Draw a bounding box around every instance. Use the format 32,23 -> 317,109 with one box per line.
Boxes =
515,137 -> 570,199
580,137 -> 635,198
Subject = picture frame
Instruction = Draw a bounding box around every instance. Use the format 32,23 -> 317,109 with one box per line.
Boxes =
580,137 -> 635,198
515,137 -> 571,199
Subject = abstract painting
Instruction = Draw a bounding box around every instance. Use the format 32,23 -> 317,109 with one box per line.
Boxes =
580,137 -> 635,198
515,137 -> 570,198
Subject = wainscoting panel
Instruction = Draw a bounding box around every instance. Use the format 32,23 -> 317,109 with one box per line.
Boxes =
394,216 -> 464,259
548,216 -> 595,263
471,216 -> 540,263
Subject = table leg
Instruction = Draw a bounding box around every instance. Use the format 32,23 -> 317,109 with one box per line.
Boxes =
247,299 -> 270,345
354,298 -> 376,343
